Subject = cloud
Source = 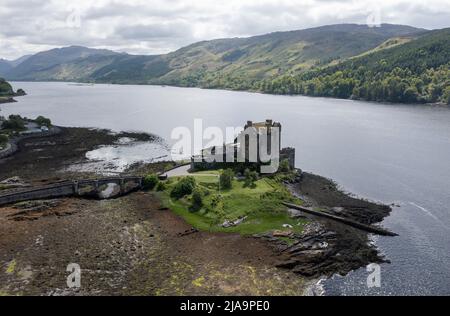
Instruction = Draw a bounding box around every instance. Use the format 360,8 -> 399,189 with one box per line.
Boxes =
0,0 -> 449,59
116,22 -> 193,40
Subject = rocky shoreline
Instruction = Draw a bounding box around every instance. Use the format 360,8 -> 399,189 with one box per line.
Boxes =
0,97 -> 17,104
0,127 -> 164,182
0,126 -> 62,159
255,171 -> 394,281
0,88 -> 26,104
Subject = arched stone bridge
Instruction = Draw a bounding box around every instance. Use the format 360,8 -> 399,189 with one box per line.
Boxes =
0,176 -> 143,207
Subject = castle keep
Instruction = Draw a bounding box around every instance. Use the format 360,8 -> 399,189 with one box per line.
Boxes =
191,119 -> 295,173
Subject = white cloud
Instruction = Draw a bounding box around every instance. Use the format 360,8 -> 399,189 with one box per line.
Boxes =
0,0 -> 449,59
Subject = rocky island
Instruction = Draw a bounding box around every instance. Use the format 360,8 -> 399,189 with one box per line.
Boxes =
0,78 -> 25,104
0,117 -> 396,296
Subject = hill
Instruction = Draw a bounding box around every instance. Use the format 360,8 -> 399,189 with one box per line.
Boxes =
2,24 -> 423,85
2,23 -> 448,104
3,46 -> 121,81
263,28 -> 450,104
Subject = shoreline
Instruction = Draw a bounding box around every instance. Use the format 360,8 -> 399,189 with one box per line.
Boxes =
7,80 -> 449,108
0,90 -> 26,104
0,126 -> 62,159
0,97 -> 17,104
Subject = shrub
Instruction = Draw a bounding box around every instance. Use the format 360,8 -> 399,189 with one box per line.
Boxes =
143,174 -> 159,190
279,159 -> 291,172
155,181 -> 167,191
35,116 -> 52,127
171,176 -> 196,199
443,86 -> 450,105
1,115 -> 25,131
210,194 -> 222,208
191,188 -> 203,211
244,168 -> 258,188
219,169 -> 234,190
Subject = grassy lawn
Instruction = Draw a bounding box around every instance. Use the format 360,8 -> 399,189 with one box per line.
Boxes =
157,171 -> 307,236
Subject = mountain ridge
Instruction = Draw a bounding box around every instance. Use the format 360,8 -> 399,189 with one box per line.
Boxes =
2,24 -> 425,82
1,23 -> 448,104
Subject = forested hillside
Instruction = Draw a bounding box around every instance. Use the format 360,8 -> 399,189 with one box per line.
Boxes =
2,24 -> 423,85
262,28 -> 450,104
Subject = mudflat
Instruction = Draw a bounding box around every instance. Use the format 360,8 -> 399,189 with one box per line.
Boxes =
0,192 -> 306,296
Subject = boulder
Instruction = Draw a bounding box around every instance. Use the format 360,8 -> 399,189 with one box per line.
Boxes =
272,230 -> 293,237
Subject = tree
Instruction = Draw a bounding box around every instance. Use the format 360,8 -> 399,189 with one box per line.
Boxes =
35,116 -> 52,127
244,168 -> 258,188
279,159 -> 291,172
219,169 -> 234,190
0,78 -> 13,96
171,176 -> 196,199
191,188 -> 203,211
1,115 -> 25,131
442,86 -> 450,105
143,174 -> 159,190
156,181 -> 167,191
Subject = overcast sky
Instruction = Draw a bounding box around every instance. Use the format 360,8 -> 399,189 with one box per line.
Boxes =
0,0 -> 449,60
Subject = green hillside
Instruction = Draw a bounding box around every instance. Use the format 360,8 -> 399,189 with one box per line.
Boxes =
171,24 -> 423,87
263,28 -> 450,104
91,24 -> 423,86
3,24 -> 423,86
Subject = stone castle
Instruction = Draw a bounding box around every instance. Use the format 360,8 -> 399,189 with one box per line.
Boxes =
191,119 -> 295,173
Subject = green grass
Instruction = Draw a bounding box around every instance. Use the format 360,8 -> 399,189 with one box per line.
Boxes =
157,173 -> 306,236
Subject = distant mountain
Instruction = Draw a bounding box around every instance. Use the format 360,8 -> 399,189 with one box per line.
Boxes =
8,54 -> 32,67
3,46 -> 121,81
0,55 -> 32,75
2,23 -> 448,104
152,23 -> 425,87
0,60 -> 13,75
